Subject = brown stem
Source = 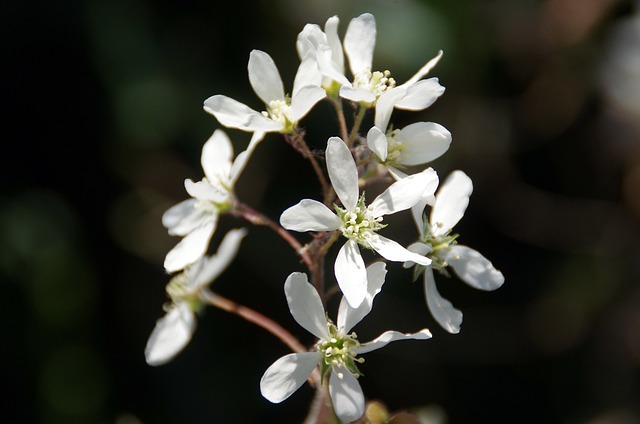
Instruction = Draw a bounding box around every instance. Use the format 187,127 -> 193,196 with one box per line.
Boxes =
328,96 -> 350,143
232,201 -> 314,272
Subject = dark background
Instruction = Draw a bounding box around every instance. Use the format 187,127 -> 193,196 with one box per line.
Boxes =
3,0 -> 640,423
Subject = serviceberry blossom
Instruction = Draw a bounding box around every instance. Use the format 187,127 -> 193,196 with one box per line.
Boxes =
260,264 -> 432,423
162,130 -> 261,273
145,228 -> 247,366
296,12 -> 445,123
366,123 -> 451,180
280,137 -> 437,307
404,171 -> 504,333
204,49 -> 326,134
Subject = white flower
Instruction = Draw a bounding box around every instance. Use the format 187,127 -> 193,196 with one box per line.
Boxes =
366,123 -> 451,180
297,13 -> 445,116
203,50 -> 326,134
145,228 -> 247,366
405,171 -> 504,334
260,265 -> 432,423
280,137 -> 436,307
163,130 -> 262,273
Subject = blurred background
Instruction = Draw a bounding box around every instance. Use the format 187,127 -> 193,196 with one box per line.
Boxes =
3,0 -> 640,422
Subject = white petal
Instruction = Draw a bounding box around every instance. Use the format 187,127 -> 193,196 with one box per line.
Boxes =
284,272 -> 329,339
335,239 -> 368,308
394,78 -> 445,111
229,131 -> 265,185
203,95 -> 281,132
397,122 -> 451,166
260,352 -> 321,403
292,54 -> 323,98
443,245 -> 504,291
344,13 -> 376,76
201,129 -> 233,184
329,368 -> 365,423
368,234 -> 431,266
326,137 -> 359,211
366,126 -> 388,162
162,199 -> 199,235
324,16 -> 344,71
410,172 -> 440,233
192,228 -> 247,288
248,50 -> 285,104
370,168 -> 438,217
339,86 -> 377,104
374,86 -> 407,131
355,329 -> 432,354
401,50 -> 443,87
289,85 -> 326,123
184,179 -> 228,203
164,221 -> 216,273
338,262 -> 387,333
430,170 -> 472,236
145,303 -> 196,366
424,267 -> 462,334
402,242 -> 432,269
280,199 -> 341,232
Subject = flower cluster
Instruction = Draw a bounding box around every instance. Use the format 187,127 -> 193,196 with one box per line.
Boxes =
145,12 -> 504,423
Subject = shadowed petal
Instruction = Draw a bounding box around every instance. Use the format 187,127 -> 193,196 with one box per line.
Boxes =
375,86 -> 407,131
260,352 -> 322,403
201,129 -> 233,184
397,122 -> 451,166
329,368 -> 365,423
370,168 -> 438,217
339,86 -> 376,103
424,267 -> 462,334
164,221 -> 216,273
145,303 -> 196,366
366,126 -> 388,162
162,199 -> 199,235
284,272 -> 328,339
280,199 -> 341,232
394,78 -> 445,110
289,85 -> 326,123
292,54 -> 323,98
443,245 -> 504,291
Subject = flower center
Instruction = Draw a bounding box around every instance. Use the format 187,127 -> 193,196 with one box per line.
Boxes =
422,223 -> 459,271
382,129 -> 407,165
316,321 -> 364,378
263,98 -> 294,132
335,194 -> 385,247
352,69 -> 396,99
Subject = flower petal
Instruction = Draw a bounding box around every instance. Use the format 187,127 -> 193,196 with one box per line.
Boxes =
284,272 -> 329,339
401,50 -> 443,87
424,267 -> 462,334
184,179 -> 228,203
394,78 -> 445,111
366,126 -> 388,162
335,239 -> 368,308
338,262 -> 387,333
326,137 -> 359,210
370,167 -> 438,217
229,131 -> 265,185
192,228 -> 247,288
344,13 -> 376,76
368,234 -> 431,266
280,199 -> 341,232
164,220 -> 216,273
203,95 -> 281,132
289,85 -> 326,123
355,328 -> 432,354
374,86 -> 407,131
260,352 -> 321,403
329,368 -> 365,423
162,199 -> 199,235
339,86 -> 377,103
248,50 -> 285,104
397,122 -> 451,166
324,16 -> 344,71
201,129 -> 233,184
402,242 -> 432,269
430,170 -> 472,236
145,303 -> 196,366
443,245 -> 504,291
292,54 -> 323,98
